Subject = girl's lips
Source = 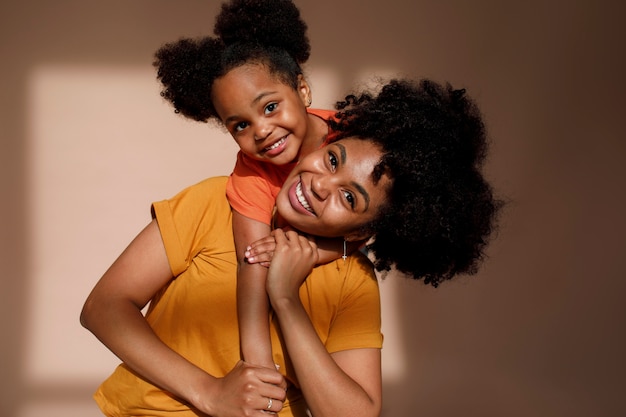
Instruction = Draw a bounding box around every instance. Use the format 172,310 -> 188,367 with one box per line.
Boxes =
263,136 -> 287,157
288,177 -> 315,216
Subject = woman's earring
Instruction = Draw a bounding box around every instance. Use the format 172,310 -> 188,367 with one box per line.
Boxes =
342,239 -> 347,261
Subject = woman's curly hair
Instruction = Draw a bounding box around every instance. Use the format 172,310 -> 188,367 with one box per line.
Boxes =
330,79 -> 503,286
153,0 -> 310,122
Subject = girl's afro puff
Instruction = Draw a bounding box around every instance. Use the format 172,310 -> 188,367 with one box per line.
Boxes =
215,0 -> 310,64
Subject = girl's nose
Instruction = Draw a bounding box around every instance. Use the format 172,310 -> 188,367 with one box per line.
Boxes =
253,121 -> 272,141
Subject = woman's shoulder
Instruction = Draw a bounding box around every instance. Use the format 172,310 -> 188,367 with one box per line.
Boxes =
173,176 -> 229,200
153,176 -> 230,219
308,251 -> 378,295
192,175 -> 229,190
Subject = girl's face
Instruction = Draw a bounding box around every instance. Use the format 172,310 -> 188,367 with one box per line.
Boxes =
276,138 -> 392,240
211,63 -> 312,165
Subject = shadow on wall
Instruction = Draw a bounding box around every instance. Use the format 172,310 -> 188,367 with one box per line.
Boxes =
2,1 -> 626,417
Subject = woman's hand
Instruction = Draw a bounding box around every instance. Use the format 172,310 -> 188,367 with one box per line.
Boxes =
200,360 -> 287,417
265,229 -> 318,301
263,229 -> 382,417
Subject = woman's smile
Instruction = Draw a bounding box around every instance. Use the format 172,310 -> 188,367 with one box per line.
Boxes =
288,177 -> 316,216
276,138 -> 391,238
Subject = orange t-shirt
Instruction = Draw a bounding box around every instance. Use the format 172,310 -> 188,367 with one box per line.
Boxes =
226,108 -> 337,225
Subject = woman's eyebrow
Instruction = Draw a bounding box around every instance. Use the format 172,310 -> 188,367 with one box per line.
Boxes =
336,142 -> 347,165
336,143 -> 370,210
352,181 -> 370,211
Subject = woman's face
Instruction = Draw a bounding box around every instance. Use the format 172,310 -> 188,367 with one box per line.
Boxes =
276,138 -> 391,239
211,63 -> 311,165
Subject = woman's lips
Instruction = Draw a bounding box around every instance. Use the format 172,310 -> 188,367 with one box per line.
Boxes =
288,177 -> 315,216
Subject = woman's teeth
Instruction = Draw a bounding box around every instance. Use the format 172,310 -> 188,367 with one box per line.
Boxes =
265,137 -> 286,151
296,181 -> 314,214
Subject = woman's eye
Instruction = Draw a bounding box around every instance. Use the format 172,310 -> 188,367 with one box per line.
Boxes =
343,190 -> 355,208
234,121 -> 248,132
328,152 -> 338,170
264,102 -> 278,114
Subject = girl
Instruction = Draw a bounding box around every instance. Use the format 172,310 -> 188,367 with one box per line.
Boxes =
154,0 -> 353,371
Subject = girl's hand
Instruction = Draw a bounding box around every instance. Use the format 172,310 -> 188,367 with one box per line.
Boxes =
245,235 -> 277,267
265,229 -> 318,300
246,226 -> 314,268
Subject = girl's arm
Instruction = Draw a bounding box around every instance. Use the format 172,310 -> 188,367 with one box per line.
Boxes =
232,211 -> 276,369
80,220 -> 286,416
266,230 -> 383,417
246,235 -> 365,266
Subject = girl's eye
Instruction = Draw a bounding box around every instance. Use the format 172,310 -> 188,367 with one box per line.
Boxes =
234,121 -> 248,132
264,102 -> 278,114
343,190 -> 355,208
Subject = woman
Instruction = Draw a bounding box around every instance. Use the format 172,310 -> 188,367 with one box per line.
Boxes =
80,78 -> 501,417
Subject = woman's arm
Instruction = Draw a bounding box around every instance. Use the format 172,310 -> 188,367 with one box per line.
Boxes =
266,229 -> 382,417
232,211 -> 275,369
80,219 -> 286,416
246,234 -> 364,266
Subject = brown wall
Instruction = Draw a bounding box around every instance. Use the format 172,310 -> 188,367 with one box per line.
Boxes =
1,1 -> 625,416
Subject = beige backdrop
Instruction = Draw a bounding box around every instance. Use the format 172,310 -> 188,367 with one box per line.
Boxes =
1,1 -> 625,416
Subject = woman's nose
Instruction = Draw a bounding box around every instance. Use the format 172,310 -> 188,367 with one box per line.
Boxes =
311,174 -> 331,201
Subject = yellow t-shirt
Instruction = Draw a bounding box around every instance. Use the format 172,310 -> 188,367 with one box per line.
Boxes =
93,176 -> 383,417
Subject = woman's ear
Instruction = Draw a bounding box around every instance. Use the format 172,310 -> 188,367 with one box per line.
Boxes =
343,230 -> 372,243
297,74 -> 312,107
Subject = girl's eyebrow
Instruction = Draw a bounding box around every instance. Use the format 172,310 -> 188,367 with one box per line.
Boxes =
252,91 -> 278,105
335,142 -> 370,211
223,91 -> 278,125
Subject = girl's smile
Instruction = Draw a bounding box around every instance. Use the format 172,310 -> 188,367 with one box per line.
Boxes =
263,135 -> 289,157
211,63 -> 316,165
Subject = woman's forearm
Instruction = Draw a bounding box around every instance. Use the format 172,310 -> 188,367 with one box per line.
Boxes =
271,296 -> 382,417
79,220 -> 222,413
81,294 -> 219,411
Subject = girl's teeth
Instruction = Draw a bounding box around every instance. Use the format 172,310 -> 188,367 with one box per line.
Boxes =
266,137 -> 285,151
296,182 -> 313,213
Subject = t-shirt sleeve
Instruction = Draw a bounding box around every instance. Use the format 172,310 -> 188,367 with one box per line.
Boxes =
226,152 -> 281,225
324,255 -> 384,353
151,176 -> 234,277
